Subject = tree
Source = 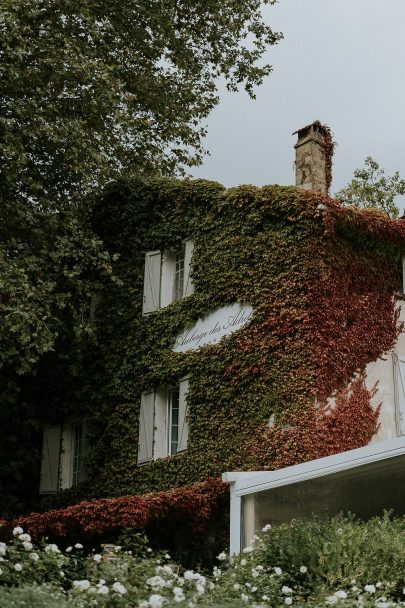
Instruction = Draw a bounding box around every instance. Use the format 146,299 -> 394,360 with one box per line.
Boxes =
0,0 -> 282,211
335,157 -> 405,219
0,0 -> 283,371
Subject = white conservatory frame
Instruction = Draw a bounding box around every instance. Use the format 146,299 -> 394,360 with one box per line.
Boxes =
222,436 -> 405,554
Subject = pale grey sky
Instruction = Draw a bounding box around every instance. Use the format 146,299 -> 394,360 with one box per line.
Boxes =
191,0 -> 405,208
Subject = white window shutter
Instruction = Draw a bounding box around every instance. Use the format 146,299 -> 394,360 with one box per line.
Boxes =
177,378 -> 189,452
39,426 -> 61,494
143,251 -> 162,314
183,240 -> 194,297
138,391 -> 155,464
395,356 -> 405,435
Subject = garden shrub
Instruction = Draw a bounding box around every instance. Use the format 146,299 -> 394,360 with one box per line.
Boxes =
0,515 -> 404,606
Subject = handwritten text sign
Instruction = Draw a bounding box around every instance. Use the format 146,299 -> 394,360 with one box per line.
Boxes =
173,303 -> 253,353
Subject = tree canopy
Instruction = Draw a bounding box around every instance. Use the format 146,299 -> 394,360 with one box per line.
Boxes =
0,0 -> 282,210
335,157 -> 405,219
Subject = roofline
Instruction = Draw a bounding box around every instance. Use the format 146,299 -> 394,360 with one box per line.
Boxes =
222,436 -> 405,495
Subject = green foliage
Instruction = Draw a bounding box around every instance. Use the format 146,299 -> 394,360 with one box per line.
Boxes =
2,516 -> 405,606
0,0 -> 282,210
335,157 -> 405,219
0,585 -> 69,608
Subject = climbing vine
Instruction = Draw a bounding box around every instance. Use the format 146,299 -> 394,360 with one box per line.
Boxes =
7,178 -> 405,521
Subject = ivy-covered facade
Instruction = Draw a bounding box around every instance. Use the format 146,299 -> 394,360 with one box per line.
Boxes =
33,177 -> 405,510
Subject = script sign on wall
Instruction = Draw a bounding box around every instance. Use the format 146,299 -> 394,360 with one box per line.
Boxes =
173,302 -> 253,353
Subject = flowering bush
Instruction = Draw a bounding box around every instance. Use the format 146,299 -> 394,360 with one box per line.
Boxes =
0,515 -> 404,607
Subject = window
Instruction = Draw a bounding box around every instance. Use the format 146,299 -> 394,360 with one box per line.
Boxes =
142,240 -> 194,314
393,354 -> 405,435
138,377 -> 189,465
39,421 -> 89,494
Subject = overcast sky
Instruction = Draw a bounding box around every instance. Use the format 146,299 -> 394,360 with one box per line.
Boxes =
191,0 -> 405,208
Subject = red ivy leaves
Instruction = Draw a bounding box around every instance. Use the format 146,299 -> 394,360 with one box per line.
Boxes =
0,478 -> 228,544
247,375 -> 379,470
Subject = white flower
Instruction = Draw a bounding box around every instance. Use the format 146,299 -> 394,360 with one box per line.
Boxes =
241,593 -> 249,603
147,576 -> 167,590
234,584 -> 240,590
243,546 -> 254,553
285,598 -> 293,606
147,548 -> 152,553
262,596 -> 270,601
196,583 -> 205,595
74,543 -> 83,549
23,541 -> 33,551
282,586 -> 293,595
66,546 -> 72,552
213,567 -> 221,578
364,584 -> 376,594
45,544 -> 60,553
251,586 -> 257,592
73,580 -> 91,591
334,590 -> 347,599
14,563 -> 23,572
251,534 -> 260,543
299,565 -> 307,574
13,526 -> 23,536
93,554 -> 102,562
325,596 -> 338,605
0,568 -> 2,575
112,582 -> 127,595
217,551 -> 227,561
98,585 -> 109,594
262,524 -> 272,532
376,582 -> 382,588
173,587 -> 185,602
148,594 -> 165,608
274,567 -> 282,575
29,552 -> 39,561
252,570 -> 260,578
255,565 -> 264,571
184,570 -> 197,581
18,533 -> 31,542
240,559 -> 247,566
165,553 -> 171,559
0,543 -> 7,556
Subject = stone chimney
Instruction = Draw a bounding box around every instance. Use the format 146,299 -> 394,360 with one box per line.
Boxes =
294,121 -> 332,194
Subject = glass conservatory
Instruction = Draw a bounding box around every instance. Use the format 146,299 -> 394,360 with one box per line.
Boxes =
223,436 -> 405,554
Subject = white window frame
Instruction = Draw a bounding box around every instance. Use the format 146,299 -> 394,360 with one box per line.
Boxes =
143,239 -> 194,315
138,377 -> 190,465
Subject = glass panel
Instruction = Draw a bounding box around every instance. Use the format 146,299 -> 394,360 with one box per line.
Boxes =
72,423 -> 83,486
242,454 -> 405,548
169,387 -> 180,455
173,247 -> 185,300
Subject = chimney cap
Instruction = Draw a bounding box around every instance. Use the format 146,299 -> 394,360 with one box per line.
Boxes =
292,120 -> 328,138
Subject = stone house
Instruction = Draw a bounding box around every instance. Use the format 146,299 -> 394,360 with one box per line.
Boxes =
38,123 -> 405,517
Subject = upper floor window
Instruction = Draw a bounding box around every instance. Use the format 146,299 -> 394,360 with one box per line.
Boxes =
137,377 -> 190,465
142,240 -> 194,315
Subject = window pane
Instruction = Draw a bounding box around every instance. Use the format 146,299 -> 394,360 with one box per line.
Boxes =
169,388 -> 180,455
174,247 -> 185,300
241,453 -> 405,548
